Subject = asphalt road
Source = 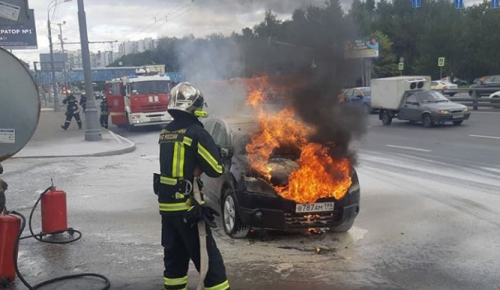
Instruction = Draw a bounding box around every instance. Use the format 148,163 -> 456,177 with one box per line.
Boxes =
2,111 -> 500,290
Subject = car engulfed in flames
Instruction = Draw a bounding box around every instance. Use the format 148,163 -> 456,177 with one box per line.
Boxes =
245,77 -> 353,204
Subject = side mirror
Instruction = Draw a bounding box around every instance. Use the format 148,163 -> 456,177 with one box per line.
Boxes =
220,147 -> 234,160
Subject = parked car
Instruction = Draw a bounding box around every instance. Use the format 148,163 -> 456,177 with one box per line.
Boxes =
469,75 -> 500,97
201,117 -> 361,238
341,87 -> 373,113
489,91 -> 500,109
431,80 -> 458,96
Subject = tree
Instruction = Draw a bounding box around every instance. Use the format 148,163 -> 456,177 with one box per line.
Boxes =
372,31 -> 398,77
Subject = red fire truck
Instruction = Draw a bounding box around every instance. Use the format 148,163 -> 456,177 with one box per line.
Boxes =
105,74 -> 173,129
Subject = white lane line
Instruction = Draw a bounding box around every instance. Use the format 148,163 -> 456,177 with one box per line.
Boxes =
385,144 -> 432,152
469,134 -> 500,140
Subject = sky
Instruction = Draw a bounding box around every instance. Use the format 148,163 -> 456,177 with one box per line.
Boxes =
8,0 -> 335,66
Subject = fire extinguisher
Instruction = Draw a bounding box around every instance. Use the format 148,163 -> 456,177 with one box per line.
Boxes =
41,187 -> 68,234
0,212 -> 20,286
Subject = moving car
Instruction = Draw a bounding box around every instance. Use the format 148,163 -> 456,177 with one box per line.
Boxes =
431,80 -> 458,96
372,76 -> 470,128
469,75 -> 500,97
340,87 -> 373,113
201,118 -> 361,238
489,91 -> 500,109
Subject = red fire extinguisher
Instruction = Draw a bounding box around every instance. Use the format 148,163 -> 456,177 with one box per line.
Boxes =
0,213 -> 20,285
41,188 -> 68,234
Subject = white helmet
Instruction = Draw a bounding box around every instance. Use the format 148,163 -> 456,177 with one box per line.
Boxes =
168,82 -> 207,118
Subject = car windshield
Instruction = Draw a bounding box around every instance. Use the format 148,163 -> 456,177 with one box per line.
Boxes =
360,88 -> 371,96
131,81 -> 171,94
417,91 -> 449,103
483,76 -> 496,83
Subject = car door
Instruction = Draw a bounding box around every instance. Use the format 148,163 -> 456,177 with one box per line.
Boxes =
203,121 -> 228,204
349,89 -> 364,105
344,89 -> 354,103
399,94 -> 420,121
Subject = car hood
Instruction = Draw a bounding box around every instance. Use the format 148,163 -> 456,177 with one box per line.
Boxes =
423,102 -> 466,111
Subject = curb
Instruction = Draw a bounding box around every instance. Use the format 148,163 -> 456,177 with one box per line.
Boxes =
11,129 -> 136,159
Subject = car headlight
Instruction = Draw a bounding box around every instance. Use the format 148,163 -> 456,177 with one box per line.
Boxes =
131,115 -> 140,120
437,110 -> 450,115
348,181 -> 360,194
463,107 -> 469,112
244,177 -> 277,196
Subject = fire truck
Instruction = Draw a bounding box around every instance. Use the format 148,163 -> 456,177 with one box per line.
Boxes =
105,73 -> 173,129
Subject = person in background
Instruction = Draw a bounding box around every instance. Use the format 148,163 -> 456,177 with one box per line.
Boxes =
80,93 -> 87,114
61,91 -> 82,130
100,97 -> 110,129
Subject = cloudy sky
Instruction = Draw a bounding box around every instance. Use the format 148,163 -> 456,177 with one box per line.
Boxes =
9,0 -> 338,66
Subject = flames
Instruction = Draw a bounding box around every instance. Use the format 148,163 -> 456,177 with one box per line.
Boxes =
245,77 -> 352,204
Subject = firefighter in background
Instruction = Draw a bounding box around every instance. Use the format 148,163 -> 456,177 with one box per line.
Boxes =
61,91 -> 82,130
155,82 -> 230,290
80,93 -> 87,113
100,97 -> 110,129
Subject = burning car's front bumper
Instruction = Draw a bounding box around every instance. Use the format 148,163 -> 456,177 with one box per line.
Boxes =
235,175 -> 360,230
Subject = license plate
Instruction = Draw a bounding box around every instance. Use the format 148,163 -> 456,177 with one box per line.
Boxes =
453,114 -> 464,119
150,117 -> 161,122
296,202 -> 334,213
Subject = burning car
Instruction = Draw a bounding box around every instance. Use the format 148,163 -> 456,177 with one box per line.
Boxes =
201,116 -> 361,238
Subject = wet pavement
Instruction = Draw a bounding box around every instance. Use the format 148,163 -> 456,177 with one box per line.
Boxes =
2,112 -> 500,290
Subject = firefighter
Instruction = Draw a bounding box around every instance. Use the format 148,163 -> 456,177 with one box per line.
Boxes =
80,93 -> 87,113
61,91 -> 82,130
100,97 -> 110,129
155,82 -> 230,290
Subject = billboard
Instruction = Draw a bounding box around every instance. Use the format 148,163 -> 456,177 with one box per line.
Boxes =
344,36 -> 379,59
0,9 -> 37,49
0,0 -> 31,25
40,52 -> 68,72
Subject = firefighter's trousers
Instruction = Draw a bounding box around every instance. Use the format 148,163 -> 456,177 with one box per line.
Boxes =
63,111 -> 82,129
162,213 -> 230,290
100,114 -> 109,129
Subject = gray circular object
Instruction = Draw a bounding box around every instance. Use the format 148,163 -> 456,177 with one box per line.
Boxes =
0,47 -> 40,162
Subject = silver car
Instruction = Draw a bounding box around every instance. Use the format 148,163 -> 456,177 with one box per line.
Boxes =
398,90 -> 470,127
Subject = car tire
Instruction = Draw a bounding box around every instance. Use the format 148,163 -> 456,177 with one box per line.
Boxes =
221,187 -> 249,239
422,113 -> 434,128
453,121 -> 463,126
381,110 -> 392,125
331,219 -> 355,233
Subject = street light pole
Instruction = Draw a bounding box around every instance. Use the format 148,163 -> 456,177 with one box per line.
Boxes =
47,18 -> 58,109
58,22 -> 69,90
78,0 -> 102,141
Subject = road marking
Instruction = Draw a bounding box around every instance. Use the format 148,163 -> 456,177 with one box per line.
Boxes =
469,134 -> 500,140
386,144 -> 432,152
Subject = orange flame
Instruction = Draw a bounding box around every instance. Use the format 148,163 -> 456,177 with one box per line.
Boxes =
245,77 -> 352,204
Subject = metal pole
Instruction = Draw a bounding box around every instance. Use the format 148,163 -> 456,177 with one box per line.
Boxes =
78,0 -> 102,141
48,18 -> 60,111
440,67 -> 443,79
58,23 -> 69,90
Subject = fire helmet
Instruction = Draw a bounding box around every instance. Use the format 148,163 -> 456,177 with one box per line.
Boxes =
168,82 -> 207,118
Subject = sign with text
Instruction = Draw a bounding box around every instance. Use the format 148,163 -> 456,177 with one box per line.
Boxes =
492,0 -> 499,8
412,0 -> 422,8
398,62 -> 404,71
40,52 -> 68,72
344,36 -> 380,59
438,57 -> 445,67
0,9 -> 37,49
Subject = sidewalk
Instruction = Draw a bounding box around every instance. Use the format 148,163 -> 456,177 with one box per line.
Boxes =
13,109 -> 135,158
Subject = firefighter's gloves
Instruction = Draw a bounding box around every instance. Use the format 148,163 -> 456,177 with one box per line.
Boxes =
218,147 -> 234,160
184,198 -> 219,228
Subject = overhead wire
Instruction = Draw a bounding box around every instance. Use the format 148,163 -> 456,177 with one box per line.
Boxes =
147,0 -> 205,36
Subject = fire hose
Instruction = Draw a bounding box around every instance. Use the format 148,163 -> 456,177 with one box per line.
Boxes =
192,178 -> 209,290
8,186 -> 111,290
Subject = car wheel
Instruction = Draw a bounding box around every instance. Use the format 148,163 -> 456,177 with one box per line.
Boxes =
422,114 -> 434,128
222,187 -> 249,239
381,110 -> 392,125
331,219 -> 355,232
453,121 -> 463,126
